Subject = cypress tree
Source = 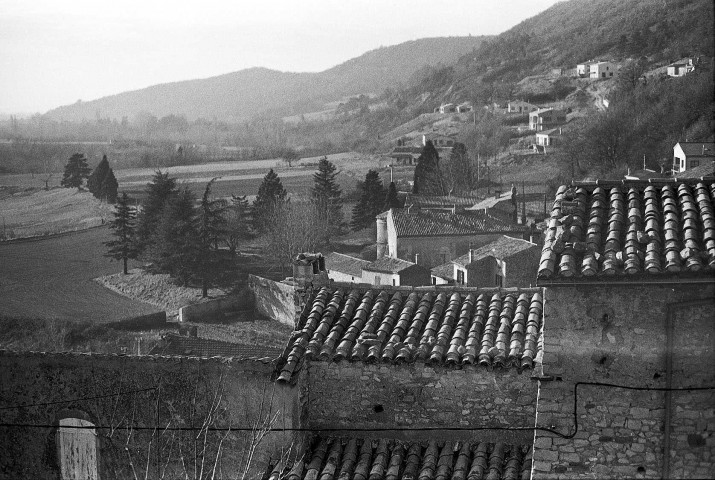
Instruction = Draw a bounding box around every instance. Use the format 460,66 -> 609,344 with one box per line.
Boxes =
383,181 -> 402,210
100,168 -> 119,203
412,140 -> 445,196
87,155 -> 110,197
351,169 -> 386,231
104,192 -> 138,274
196,178 -> 228,297
253,169 -> 288,232
312,157 -> 343,243
60,153 -> 91,189
135,170 -> 177,254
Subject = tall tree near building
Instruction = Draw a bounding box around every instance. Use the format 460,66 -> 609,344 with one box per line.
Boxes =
311,157 -> 343,243
225,195 -> 253,255
383,181 -> 402,210
412,141 -> 445,196
196,178 -> 228,297
253,169 -> 288,232
135,171 -> 178,253
60,153 -> 91,189
351,169 -> 386,231
147,187 -> 199,286
100,168 -> 119,203
104,192 -> 138,274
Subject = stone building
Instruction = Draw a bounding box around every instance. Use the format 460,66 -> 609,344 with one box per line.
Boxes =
376,207 -> 526,268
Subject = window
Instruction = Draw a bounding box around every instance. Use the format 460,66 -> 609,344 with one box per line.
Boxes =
374,275 -> 381,285
691,160 -> 700,168
495,274 -> 503,287
457,269 -> 465,285
57,418 -> 99,480
432,277 -> 437,285
392,279 -> 396,286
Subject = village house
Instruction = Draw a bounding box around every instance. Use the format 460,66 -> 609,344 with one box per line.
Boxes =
667,58 -> 695,77
576,61 -> 592,77
535,127 -> 562,147
431,235 -> 540,287
673,141 -> 715,173
456,101 -> 473,113
376,207 -> 527,268
508,99 -> 539,114
589,60 -> 617,79
323,251 -> 370,283
529,107 -> 567,131
324,251 -> 430,287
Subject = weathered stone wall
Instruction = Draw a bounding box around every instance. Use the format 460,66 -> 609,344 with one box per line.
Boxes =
248,274 -> 297,326
178,295 -> 244,322
532,283 -> 715,479
302,361 -> 538,444
0,351 -> 301,480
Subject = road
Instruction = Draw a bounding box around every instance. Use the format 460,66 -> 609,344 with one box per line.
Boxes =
0,227 -> 159,322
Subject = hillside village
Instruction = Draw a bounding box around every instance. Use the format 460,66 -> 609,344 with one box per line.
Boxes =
1,0 -> 715,479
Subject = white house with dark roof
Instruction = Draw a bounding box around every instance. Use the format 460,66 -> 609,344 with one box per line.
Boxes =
529,107 -> 567,131
323,252 -> 371,283
673,142 -> 715,173
361,256 -> 430,287
589,60 -> 617,79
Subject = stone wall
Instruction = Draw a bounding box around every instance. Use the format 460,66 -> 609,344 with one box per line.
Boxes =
248,274 -> 297,326
302,361 -> 538,444
0,351 -> 301,480
532,283 -> 715,479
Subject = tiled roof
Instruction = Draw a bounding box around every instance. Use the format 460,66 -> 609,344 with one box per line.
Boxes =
276,287 -> 543,382
150,334 -> 282,359
325,252 -> 371,278
431,262 -> 455,281
364,257 -> 418,274
677,162 -> 715,179
405,194 -> 481,208
677,142 -> 715,157
390,209 -> 524,238
453,236 -> 537,267
270,437 -> 532,480
538,181 -> 715,279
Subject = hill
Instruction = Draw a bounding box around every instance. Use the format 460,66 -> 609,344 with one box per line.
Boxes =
44,37 -> 488,122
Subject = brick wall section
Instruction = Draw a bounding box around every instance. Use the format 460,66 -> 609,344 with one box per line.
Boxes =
532,283 -> 715,479
0,352 -> 301,480
302,361 -> 538,444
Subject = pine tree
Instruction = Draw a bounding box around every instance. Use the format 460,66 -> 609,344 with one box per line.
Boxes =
104,193 -> 138,274
147,187 -> 199,286
87,155 -> 110,197
412,141 -> 445,196
196,178 -> 228,297
135,170 -> 177,254
225,195 -> 253,254
253,169 -> 288,232
100,168 -> 119,203
60,153 -> 91,189
312,157 -> 343,243
351,169 -> 386,231
383,181 -> 402,210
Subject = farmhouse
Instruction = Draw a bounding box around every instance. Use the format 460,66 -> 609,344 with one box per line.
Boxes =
529,107 -> 567,131
456,101 -> 473,112
667,58 -> 695,77
673,141 -> 715,173
508,99 -> 539,113
535,127 -> 562,147
450,235 -> 540,287
589,60 -> 617,79
324,251 -> 370,283
324,252 -> 430,287
376,207 -> 527,268
576,62 -> 592,77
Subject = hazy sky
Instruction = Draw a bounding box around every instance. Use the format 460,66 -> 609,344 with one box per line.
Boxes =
0,0 -> 562,114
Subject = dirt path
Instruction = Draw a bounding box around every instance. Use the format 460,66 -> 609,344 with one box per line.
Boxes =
0,227 -> 159,322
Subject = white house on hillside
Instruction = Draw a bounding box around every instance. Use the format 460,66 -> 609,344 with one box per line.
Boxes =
673,142 -> 715,173
590,61 -> 617,79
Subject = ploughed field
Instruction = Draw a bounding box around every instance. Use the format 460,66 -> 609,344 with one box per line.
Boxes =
0,227 -> 158,322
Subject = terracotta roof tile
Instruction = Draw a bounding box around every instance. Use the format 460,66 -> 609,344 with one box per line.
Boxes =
276,287 -> 543,382
270,437 -> 532,480
325,252 -> 371,278
364,256 -> 420,274
538,180 -> 715,280
390,209 -> 525,238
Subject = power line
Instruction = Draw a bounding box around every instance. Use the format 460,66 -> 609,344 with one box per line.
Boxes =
0,387 -> 157,411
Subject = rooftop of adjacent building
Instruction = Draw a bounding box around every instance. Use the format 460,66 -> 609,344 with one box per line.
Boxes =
453,236 -> 538,267
387,208 -> 525,238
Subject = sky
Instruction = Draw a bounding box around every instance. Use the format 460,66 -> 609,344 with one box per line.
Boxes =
0,0 -> 563,115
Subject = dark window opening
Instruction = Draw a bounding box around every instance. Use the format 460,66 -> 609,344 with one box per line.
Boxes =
373,404 -> 384,413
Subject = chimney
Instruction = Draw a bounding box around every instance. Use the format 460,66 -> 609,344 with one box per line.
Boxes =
414,253 -> 420,265
469,249 -> 474,264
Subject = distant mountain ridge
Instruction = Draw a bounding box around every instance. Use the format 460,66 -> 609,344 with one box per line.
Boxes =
45,37 -> 488,122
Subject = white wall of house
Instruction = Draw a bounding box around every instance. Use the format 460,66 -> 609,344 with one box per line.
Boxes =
361,269 -> 400,286
327,270 -> 361,283
590,61 -> 616,79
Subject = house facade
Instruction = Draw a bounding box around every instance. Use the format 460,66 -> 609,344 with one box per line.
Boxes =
452,235 -> 540,288
673,142 -> 715,173
576,62 -> 592,77
536,127 -> 562,146
361,256 -> 431,287
529,108 -> 567,131
377,207 -> 526,269
590,61 -> 617,79
324,251 -> 370,283
667,58 -> 695,77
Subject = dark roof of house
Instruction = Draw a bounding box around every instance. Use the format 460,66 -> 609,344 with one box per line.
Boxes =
325,252 -> 371,278
405,194 -> 481,208
364,256 -> 420,274
453,236 -> 538,267
676,142 -> 715,157
390,209 -> 525,238
270,437 -> 532,480
150,334 -> 282,359
430,261 -> 455,281
537,180 -> 715,280
276,287 -> 543,382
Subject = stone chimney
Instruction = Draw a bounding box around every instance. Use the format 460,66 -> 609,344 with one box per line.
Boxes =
376,215 -> 388,259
